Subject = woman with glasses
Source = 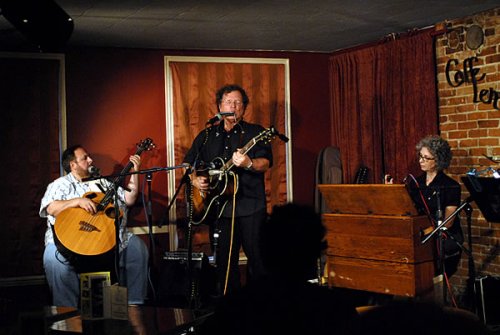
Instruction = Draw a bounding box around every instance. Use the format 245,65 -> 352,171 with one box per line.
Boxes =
408,135 -> 464,278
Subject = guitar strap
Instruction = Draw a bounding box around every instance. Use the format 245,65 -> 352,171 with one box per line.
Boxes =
222,171 -> 239,296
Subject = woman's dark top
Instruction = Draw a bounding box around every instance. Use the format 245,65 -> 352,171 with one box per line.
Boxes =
407,171 -> 464,247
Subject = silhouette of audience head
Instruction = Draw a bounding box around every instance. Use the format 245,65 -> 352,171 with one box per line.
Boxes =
355,300 -> 491,335
260,203 -> 327,280
200,203 -> 358,335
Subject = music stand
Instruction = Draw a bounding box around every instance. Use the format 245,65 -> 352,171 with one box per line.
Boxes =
461,175 -> 500,313
462,176 -> 500,223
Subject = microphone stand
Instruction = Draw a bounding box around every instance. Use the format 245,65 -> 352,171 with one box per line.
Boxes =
463,201 -> 476,313
421,198 -> 473,248
113,183 -> 127,288
176,128 -> 212,308
81,173 -> 125,287
144,170 -> 156,301
83,164 -> 189,299
435,190 -> 446,302
421,197 -> 474,305
161,167 -> 192,228
82,165 -> 189,183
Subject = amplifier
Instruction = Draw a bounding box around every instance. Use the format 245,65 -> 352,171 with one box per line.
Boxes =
158,251 -> 214,308
163,251 -> 204,262
475,276 -> 500,325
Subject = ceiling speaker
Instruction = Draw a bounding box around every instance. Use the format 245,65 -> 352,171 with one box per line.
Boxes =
0,0 -> 74,51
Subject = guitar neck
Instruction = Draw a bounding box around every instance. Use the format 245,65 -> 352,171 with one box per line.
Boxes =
99,161 -> 135,210
99,144 -> 150,208
222,138 -> 259,171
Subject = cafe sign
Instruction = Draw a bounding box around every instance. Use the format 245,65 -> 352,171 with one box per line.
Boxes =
445,56 -> 500,110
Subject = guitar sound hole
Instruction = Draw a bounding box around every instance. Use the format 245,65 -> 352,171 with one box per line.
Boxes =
105,207 -> 117,218
86,192 -> 98,200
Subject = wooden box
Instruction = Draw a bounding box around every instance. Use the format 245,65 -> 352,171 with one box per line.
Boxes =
318,184 -> 434,297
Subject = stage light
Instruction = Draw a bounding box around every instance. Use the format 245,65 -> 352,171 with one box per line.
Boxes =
0,0 -> 74,51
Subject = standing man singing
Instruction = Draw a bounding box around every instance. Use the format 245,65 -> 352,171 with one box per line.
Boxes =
184,84 -> 273,295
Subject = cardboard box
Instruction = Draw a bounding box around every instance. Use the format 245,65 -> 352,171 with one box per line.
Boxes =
80,272 -> 110,320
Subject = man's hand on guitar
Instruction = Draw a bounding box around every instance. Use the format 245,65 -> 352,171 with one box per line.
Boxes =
127,154 -> 141,191
129,154 -> 141,172
233,149 -> 253,170
193,175 -> 209,192
125,154 -> 142,206
78,197 -> 97,214
47,197 -> 97,217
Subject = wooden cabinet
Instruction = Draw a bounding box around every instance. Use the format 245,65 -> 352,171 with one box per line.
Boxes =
318,184 -> 434,297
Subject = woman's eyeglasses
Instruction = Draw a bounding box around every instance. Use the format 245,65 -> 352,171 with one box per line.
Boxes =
418,153 -> 435,161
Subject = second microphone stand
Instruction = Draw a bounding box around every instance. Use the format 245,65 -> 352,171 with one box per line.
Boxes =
84,164 -> 188,298
421,196 -> 475,306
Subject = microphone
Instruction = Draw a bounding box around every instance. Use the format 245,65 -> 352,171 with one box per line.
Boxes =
209,169 -> 225,181
88,165 -> 101,177
194,160 -> 216,171
181,162 -> 194,175
206,113 -> 222,125
206,112 -> 235,125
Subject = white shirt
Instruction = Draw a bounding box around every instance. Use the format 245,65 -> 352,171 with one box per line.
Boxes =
40,172 -> 132,251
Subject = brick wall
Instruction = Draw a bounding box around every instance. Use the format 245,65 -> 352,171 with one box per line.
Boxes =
435,7 -> 500,300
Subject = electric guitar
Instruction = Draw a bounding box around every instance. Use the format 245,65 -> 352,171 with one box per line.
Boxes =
53,138 -> 154,260
190,127 -> 278,224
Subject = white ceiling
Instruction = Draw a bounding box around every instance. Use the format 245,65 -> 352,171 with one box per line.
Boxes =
0,1 -> 498,53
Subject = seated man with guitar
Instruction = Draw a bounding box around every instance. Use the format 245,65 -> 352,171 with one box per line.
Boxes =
184,84 -> 273,296
40,144 -> 149,307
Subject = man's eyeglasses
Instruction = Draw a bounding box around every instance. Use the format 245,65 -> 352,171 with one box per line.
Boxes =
75,154 -> 90,163
222,99 -> 242,106
418,153 -> 435,161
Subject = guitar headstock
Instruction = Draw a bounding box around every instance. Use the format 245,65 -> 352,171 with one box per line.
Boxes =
256,127 -> 279,144
257,126 -> 288,144
136,138 -> 155,154
354,166 -> 369,184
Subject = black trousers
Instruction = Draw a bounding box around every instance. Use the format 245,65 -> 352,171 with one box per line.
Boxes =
443,237 -> 462,278
212,208 -> 267,295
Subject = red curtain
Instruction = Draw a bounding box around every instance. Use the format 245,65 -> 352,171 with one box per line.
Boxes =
0,56 -> 61,277
329,29 -> 439,184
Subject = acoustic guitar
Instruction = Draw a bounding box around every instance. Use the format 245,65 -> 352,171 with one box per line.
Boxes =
53,138 -> 154,259
190,127 -> 278,224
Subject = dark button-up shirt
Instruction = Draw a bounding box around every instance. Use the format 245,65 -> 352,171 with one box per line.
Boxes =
184,121 -> 273,217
